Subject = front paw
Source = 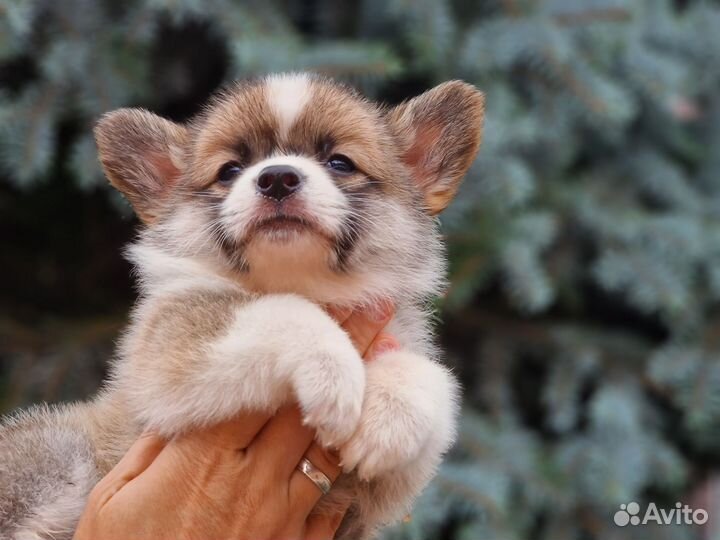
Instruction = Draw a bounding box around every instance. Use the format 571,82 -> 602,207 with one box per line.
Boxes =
294,336 -> 365,448
340,350 -> 459,481
281,301 -> 365,448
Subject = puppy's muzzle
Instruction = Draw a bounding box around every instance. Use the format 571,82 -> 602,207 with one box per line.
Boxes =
256,165 -> 304,202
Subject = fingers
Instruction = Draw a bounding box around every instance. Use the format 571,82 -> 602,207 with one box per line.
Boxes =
249,404 -> 315,478
339,301 -> 395,357
288,441 -> 343,520
364,331 -> 401,361
89,432 -> 166,508
106,432 -> 166,484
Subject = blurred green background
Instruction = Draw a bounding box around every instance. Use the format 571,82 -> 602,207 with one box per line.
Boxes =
2,0 -> 720,538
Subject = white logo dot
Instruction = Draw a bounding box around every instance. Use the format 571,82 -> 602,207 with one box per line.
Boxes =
614,509 -> 630,526
614,502 -> 641,527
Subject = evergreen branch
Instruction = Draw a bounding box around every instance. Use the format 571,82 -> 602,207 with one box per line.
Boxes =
541,49 -> 607,114
435,476 -> 503,517
688,358 -> 711,418
449,307 -> 653,365
500,0 -> 521,17
554,8 -> 632,26
18,85 -> 59,172
456,438 -> 560,501
305,62 -> 398,77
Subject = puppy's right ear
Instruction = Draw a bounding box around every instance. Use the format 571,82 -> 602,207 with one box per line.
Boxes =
95,108 -> 188,223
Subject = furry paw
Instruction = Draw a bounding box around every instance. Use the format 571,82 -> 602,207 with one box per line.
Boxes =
290,315 -> 366,448
339,350 -> 457,481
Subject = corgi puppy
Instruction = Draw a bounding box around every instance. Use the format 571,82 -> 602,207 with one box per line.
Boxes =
0,73 -> 484,539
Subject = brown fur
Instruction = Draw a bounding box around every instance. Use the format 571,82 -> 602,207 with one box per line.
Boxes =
386,80 -> 485,214
94,110 -> 189,223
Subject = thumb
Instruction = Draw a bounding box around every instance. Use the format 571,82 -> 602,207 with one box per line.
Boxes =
88,432 -> 166,508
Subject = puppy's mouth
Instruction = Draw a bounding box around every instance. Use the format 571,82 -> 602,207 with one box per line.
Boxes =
255,214 -> 314,234
246,211 -> 334,244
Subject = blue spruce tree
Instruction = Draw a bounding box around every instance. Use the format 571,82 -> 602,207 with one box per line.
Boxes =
2,1 -> 720,539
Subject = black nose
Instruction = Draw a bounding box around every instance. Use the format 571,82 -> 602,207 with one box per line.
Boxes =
256,165 -> 303,201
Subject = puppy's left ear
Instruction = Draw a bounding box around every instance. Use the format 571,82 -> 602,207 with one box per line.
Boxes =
386,81 -> 484,215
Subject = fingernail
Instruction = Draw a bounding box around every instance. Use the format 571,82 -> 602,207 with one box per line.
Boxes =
368,300 -> 394,322
371,336 -> 400,358
327,304 -> 353,322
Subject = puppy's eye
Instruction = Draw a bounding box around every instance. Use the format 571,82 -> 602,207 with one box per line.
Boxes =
217,161 -> 242,186
326,154 -> 355,174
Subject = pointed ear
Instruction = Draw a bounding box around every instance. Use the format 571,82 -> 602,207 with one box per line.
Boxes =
386,81 -> 484,215
94,108 -> 188,223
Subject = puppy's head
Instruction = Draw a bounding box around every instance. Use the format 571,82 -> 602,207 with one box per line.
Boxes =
95,74 -> 484,304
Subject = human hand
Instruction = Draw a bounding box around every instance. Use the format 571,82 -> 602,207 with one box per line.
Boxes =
74,302 -> 399,540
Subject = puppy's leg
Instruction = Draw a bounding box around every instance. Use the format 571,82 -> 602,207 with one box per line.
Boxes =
340,350 -> 459,480
116,291 -> 365,447
0,406 -> 99,540
337,350 -> 459,532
